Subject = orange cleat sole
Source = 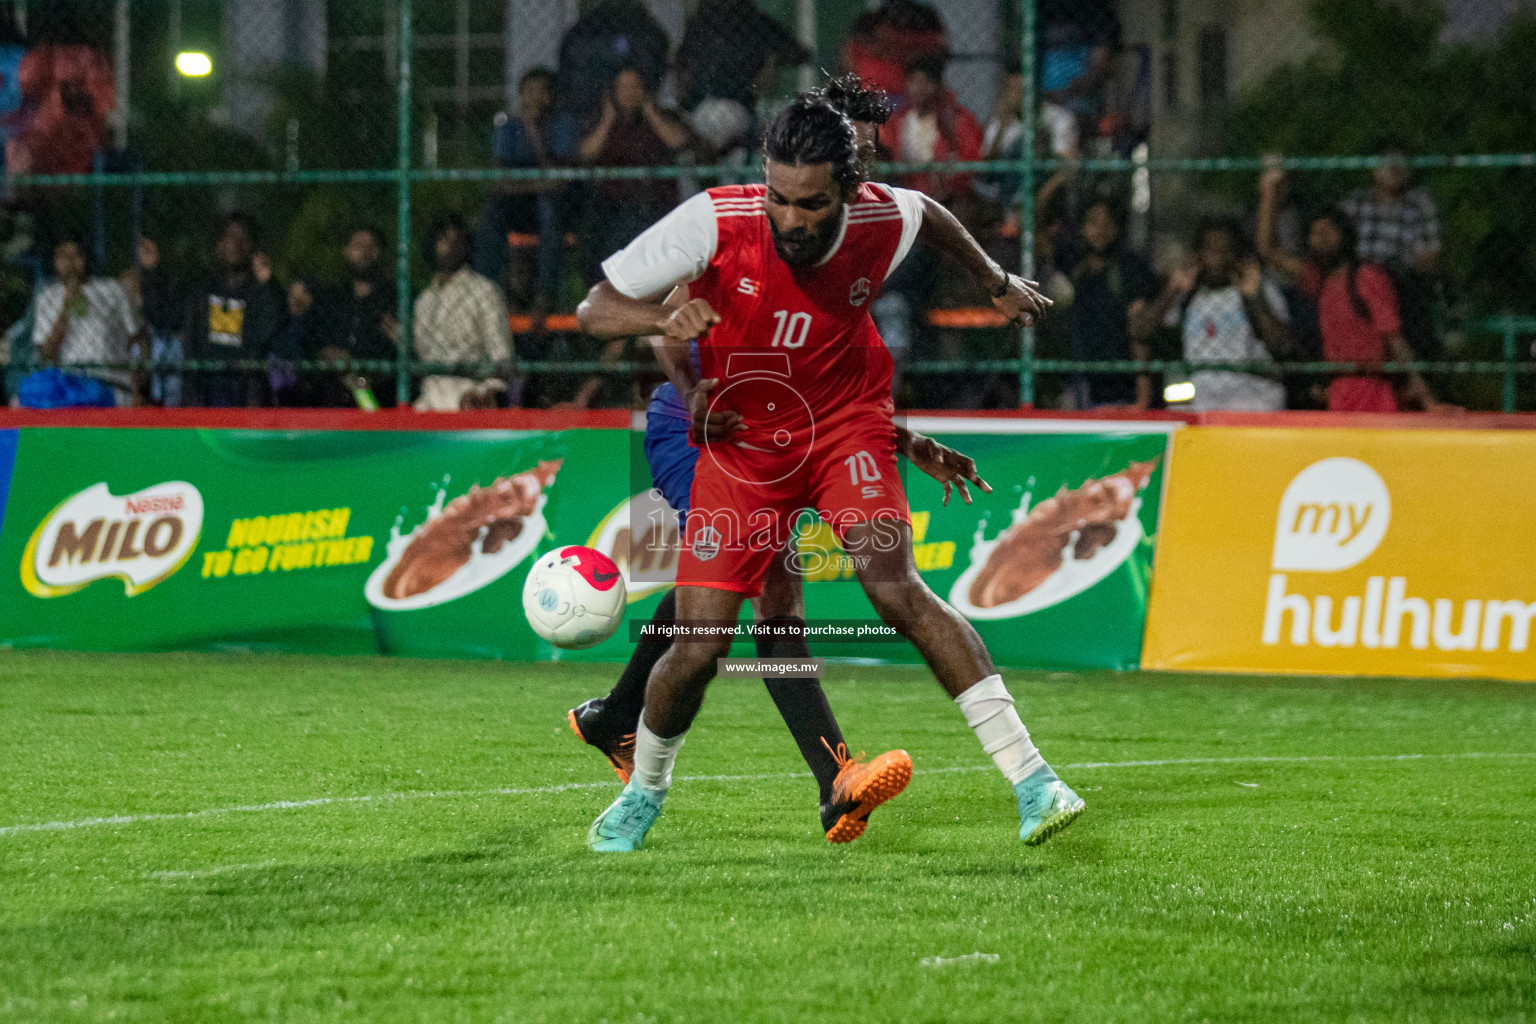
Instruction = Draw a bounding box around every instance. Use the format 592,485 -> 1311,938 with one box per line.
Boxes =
568,709 -> 632,784
825,750 -> 913,844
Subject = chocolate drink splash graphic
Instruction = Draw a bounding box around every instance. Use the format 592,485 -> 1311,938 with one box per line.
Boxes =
383,460 -> 562,600
967,459 -> 1158,610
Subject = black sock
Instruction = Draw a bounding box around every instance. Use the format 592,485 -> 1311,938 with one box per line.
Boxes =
757,617 -> 845,804
603,588 -> 677,731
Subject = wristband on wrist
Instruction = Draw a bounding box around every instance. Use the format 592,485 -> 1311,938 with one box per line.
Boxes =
989,267 -> 1010,298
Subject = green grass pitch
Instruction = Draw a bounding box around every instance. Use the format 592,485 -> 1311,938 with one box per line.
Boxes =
1,651 -> 1533,1023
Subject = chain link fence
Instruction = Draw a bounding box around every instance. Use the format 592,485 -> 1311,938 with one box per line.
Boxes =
2,0 -> 1532,412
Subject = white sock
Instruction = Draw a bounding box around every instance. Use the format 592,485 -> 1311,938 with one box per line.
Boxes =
954,674 -> 1049,786
632,714 -> 687,798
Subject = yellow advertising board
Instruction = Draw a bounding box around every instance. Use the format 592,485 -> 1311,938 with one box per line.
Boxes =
1143,427 -> 1536,681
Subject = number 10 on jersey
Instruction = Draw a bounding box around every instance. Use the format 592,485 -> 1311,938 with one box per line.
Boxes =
770,310 -> 811,348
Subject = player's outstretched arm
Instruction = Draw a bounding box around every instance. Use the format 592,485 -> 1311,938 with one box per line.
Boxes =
577,281 -> 720,342
912,193 -> 1052,327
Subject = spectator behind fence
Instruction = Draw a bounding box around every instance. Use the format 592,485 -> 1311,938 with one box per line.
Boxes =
1038,0 -> 1119,158
1340,144 -> 1443,359
675,0 -> 807,112
555,0 -> 670,121
286,226 -> 399,408
873,53 -> 983,400
1150,218 -> 1291,412
5,40 -> 114,175
414,212 -> 514,412
579,66 -> 691,282
31,236 -> 143,406
477,67 -> 579,312
119,238 -> 184,406
1258,162 -> 1345,386
182,214 -> 285,408
1272,208 -> 1450,414
1067,199 -> 1155,409
842,0 -> 947,100
978,67 -> 1026,213
884,53 -> 982,205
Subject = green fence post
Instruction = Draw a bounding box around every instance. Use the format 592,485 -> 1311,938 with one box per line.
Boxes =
1019,0 -> 1036,407
394,0 -> 413,407
1503,319 -> 1517,413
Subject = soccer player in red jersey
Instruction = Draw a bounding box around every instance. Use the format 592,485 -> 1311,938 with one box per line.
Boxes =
569,75 -> 989,846
576,96 -> 1084,852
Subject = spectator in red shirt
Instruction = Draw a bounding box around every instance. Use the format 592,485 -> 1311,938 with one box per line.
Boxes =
1304,211 -> 1448,413
841,0 -> 947,99
1259,167 -> 1445,413
883,52 -> 982,204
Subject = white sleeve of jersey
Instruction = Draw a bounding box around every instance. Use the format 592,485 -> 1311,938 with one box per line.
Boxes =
600,191 -> 720,300
885,186 -> 927,281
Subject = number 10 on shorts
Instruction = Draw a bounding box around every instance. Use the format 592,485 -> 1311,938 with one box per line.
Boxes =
846,451 -> 882,499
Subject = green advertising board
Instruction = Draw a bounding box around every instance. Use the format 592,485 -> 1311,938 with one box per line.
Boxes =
799,418 -> 1173,671
0,420 -> 1174,670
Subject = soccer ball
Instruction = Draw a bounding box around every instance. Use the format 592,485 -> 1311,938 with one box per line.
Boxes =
522,545 -> 627,650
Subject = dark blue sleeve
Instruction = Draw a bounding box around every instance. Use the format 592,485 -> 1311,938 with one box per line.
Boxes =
546,113 -> 580,162
494,120 -> 531,167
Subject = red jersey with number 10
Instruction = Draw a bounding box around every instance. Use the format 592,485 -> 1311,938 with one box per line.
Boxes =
686,183 -> 908,451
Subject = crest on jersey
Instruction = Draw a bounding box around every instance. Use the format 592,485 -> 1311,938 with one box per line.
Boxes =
849,277 -> 871,307
691,526 -> 721,562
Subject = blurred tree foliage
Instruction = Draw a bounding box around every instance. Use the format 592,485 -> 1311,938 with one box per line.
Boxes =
1227,0 -> 1536,314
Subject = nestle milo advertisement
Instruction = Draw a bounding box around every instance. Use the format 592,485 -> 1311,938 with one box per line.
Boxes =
0,428 -> 615,659
0,422 -> 1172,669
795,420 -> 1174,670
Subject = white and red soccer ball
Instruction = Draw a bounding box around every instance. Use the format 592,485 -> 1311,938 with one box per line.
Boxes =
522,545 -> 627,650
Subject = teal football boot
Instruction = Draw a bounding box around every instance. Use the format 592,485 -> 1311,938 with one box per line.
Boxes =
587,781 -> 664,852
1015,776 -> 1085,846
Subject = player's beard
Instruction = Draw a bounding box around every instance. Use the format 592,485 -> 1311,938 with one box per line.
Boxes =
769,209 -> 840,268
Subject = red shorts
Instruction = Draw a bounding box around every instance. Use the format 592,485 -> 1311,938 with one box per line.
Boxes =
678,415 -> 909,596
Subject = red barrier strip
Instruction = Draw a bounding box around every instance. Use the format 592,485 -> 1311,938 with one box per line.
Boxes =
2,407 -> 1531,432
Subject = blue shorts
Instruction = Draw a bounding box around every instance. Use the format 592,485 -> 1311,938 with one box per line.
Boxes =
645,383 -> 699,520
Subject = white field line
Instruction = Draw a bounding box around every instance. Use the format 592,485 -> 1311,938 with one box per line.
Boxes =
2,751 -> 1533,840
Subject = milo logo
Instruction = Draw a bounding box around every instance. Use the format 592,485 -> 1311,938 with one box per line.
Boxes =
22,481 -> 204,597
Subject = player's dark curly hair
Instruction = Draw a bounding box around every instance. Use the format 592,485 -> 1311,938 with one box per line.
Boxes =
816,72 -> 893,127
763,96 -> 865,192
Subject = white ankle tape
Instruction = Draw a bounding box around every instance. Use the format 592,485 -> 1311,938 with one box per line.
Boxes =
633,716 -> 687,795
954,674 -> 1043,785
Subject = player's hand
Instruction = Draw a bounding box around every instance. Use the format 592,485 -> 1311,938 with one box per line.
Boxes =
991,273 -> 1052,328
688,377 -> 743,445
659,297 -> 720,342
901,430 -> 991,506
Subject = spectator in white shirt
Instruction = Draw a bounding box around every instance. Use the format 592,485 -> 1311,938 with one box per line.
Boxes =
1148,218 -> 1292,412
33,238 -> 144,405
414,212 -> 516,411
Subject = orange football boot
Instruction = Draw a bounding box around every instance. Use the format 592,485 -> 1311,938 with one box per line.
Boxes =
821,741 -> 913,844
